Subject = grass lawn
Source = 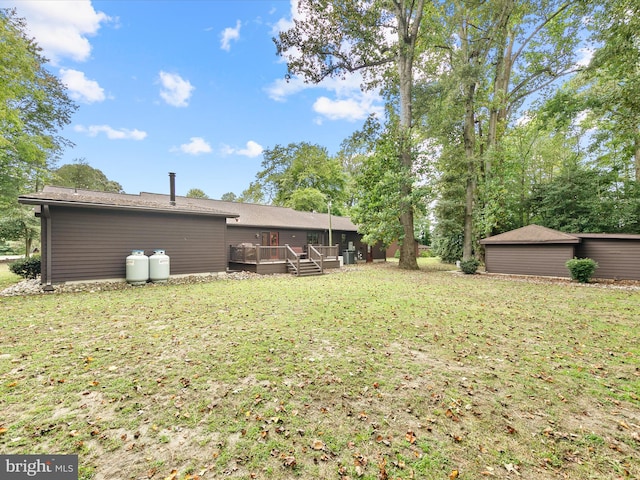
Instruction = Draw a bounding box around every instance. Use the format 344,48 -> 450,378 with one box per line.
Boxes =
1,260 -> 638,479
0,262 -> 21,290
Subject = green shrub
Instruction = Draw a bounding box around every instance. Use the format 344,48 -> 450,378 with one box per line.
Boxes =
9,255 -> 41,279
432,232 -> 463,264
460,258 -> 480,274
565,257 -> 598,283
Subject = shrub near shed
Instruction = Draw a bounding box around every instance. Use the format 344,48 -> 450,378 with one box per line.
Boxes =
566,257 -> 598,283
9,255 -> 41,279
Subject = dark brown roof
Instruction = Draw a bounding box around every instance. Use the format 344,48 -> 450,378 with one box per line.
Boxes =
575,233 -> 640,240
18,186 -> 237,218
480,225 -> 581,244
18,186 -> 359,231
139,192 -> 359,231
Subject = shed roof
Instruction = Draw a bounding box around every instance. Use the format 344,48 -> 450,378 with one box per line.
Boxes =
480,224 -> 581,245
18,186 -> 237,218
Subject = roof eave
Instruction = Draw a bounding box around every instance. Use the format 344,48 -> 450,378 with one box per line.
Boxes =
18,196 -> 239,218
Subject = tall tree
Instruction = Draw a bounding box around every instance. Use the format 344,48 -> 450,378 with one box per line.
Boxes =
275,0 -> 429,269
0,8 -> 76,207
580,0 -> 640,182
53,159 -> 124,193
425,0 -> 586,260
244,142 -> 346,212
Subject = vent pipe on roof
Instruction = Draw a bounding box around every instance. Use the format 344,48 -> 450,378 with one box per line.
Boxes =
169,172 -> 176,206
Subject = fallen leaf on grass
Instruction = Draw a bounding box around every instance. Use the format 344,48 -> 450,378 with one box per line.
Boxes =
312,439 -> 326,450
405,431 -> 417,444
282,455 -> 296,468
163,469 -> 178,480
0,428 -> 8,435
450,469 -> 459,479
445,409 -> 460,422
378,456 -> 388,480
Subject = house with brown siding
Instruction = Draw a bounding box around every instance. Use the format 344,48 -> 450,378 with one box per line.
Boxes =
18,187 -> 236,287
19,185 -> 382,284
480,224 -> 640,280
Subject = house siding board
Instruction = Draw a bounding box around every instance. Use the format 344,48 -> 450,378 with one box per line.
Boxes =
49,206 -> 226,283
485,244 -> 575,277
576,238 -> 640,280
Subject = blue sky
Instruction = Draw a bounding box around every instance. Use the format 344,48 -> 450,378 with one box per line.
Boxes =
2,0 -> 383,198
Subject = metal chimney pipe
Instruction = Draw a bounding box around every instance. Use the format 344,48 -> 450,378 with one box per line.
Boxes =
169,172 -> 176,205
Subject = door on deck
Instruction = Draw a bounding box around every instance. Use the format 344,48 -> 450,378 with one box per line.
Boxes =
261,231 -> 279,259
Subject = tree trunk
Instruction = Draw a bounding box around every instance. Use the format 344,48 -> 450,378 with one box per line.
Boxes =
635,132 -> 640,183
463,81 -> 477,261
395,0 -> 422,270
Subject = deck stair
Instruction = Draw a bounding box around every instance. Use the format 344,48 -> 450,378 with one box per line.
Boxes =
287,258 -> 323,277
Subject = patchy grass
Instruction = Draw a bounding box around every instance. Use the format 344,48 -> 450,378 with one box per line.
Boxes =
0,262 -> 21,290
1,261 -> 638,480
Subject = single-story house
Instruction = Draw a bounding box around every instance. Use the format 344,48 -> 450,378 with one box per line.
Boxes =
18,185 -> 384,285
480,224 -> 640,280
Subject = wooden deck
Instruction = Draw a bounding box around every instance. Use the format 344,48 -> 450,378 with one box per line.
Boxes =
229,244 -> 340,276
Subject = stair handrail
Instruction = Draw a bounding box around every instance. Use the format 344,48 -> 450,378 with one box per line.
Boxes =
308,245 -> 324,273
285,244 -> 301,275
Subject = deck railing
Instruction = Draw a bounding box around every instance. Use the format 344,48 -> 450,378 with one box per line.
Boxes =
230,244 -> 289,263
309,244 -> 339,259
230,244 -> 340,265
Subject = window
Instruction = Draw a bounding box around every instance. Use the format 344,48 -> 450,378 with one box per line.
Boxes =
307,232 -> 319,245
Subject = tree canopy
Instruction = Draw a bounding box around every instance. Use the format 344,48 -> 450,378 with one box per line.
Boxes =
242,142 -> 346,213
52,160 -> 124,193
186,188 -> 209,199
0,8 -> 76,208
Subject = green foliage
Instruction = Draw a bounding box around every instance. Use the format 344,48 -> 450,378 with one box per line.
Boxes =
527,164 -> 640,233
52,159 -> 124,193
350,122 -> 431,248
9,254 -> 40,279
0,9 -> 76,207
0,206 -> 40,256
431,230 -> 463,264
220,192 -> 237,202
286,187 -> 327,212
185,188 -> 209,199
244,142 -> 346,211
566,257 -> 598,283
459,258 -> 480,274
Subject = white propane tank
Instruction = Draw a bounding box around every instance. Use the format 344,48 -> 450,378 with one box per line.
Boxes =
149,249 -> 170,283
126,250 -> 148,285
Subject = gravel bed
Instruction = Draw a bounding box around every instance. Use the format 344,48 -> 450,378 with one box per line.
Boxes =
0,271 -> 266,297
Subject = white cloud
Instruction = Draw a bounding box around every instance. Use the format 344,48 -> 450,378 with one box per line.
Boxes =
175,137 -> 212,155
9,0 -> 111,64
266,71 -> 383,122
313,96 -> 382,122
267,2 -> 383,123
576,47 -> 595,68
220,20 -> 241,51
158,71 -> 194,107
220,140 -> 264,158
59,68 -> 105,103
74,124 -> 147,140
